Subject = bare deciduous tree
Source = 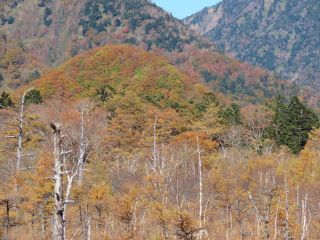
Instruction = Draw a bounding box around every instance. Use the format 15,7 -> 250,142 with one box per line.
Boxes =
51,120 -> 87,240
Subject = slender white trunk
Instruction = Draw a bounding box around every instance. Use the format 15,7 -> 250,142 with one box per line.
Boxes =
248,192 -> 264,239
284,178 -> 290,240
274,199 -> 280,240
297,186 -> 300,223
86,219 -> 91,240
78,109 -> 86,184
301,194 -> 310,240
62,169 -> 77,239
133,203 -> 137,236
203,199 -> 210,226
226,205 -> 230,240
51,123 -> 64,240
16,88 -> 33,171
197,136 -> 203,238
40,204 -> 47,239
152,115 -> 158,173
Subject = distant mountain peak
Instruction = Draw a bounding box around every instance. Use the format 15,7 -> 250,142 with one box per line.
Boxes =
184,0 -> 320,88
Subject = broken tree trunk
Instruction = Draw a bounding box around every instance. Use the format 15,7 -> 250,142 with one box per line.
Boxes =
16,88 -> 34,171
51,123 -> 65,240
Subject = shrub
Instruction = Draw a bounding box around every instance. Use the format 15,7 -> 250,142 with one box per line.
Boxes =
44,7 -> 53,26
7,16 -> 15,24
0,73 -> 4,83
96,85 -> 115,102
25,89 -> 43,105
28,70 -> 41,82
0,92 -> 14,108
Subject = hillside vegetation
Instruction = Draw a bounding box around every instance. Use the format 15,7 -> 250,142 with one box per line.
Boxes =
0,0 -> 295,104
0,45 -> 320,239
0,0 -> 209,86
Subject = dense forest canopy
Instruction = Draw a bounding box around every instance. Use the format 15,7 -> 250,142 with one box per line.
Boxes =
0,45 -> 320,239
0,0 -> 319,239
0,0 -> 305,106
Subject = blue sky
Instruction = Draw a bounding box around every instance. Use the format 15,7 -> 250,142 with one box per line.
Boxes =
154,0 -> 221,19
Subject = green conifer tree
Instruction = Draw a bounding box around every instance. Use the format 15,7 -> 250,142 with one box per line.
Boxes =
267,96 -> 319,153
0,92 -> 14,108
219,103 -> 242,126
25,89 -> 43,105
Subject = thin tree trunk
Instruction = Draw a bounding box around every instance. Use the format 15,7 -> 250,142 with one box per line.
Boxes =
284,178 -> 290,240
16,93 -> 25,171
79,206 -> 84,239
274,199 -> 280,240
51,123 -> 64,240
301,194 -> 309,240
40,204 -> 47,240
16,88 -> 33,171
297,186 -> 300,224
249,192 -> 263,239
78,109 -> 86,184
152,115 -> 158,173
79,205 -> 92,240
197,136 -> 203,239
86,218 -> 91,240
62,157 -> 79,239
5,200 -> 9,240
226,205 -> 230,240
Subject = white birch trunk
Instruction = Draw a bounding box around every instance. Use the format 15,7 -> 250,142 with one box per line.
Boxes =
284,178 -> 290,240
301,194 -> 310,240
16,88 -> 33,171
51,119 -> 84,240
51,123 -> 64,240
197,136 -> 203,239
152,115 -> 158,173
78,109 -> 86,184
274,199 -> 280,240
86,218 -> 91,240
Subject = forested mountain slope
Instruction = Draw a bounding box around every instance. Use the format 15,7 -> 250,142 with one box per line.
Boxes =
1,44 -> 320,239
0,1 -> 320,239
0,0 -> 291,103
184,0 -> 320,88
0,0 -> 210,86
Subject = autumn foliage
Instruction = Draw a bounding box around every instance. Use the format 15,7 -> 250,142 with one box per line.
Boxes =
0,45 -> 320,240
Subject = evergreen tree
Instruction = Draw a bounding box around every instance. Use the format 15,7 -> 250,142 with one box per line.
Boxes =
219,103 -> 242,126
96,84 -> 115,102
25,89 -> 43,105
267,95 -> 289,145
0,92 -> 14,108
286,96 -> 319,153
267,96 -> 319,153
195,93 -> 218,114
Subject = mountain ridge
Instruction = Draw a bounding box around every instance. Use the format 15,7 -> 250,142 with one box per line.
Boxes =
0,0 -> 212,87
184,0 -> 320,88
0,0 -> 295,104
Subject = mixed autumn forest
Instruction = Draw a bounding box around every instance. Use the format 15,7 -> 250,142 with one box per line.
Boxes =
0,45 -> 320,240
0,1 -> 320,240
